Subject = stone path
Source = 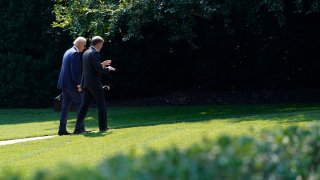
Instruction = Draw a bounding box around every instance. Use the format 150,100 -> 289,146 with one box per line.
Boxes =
0,135 -> 57,146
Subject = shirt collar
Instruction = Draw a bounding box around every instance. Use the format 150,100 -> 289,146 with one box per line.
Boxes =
92,46 -> 100,52
74,46 -> 79,52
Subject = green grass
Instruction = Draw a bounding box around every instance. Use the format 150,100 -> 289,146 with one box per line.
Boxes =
0,104 -> 319,178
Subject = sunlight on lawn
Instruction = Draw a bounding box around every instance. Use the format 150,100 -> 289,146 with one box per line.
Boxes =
0,104 -> 319,178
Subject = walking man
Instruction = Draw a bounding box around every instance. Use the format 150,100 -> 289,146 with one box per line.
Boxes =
74,36 -> 115,134
57,37 -> 87,135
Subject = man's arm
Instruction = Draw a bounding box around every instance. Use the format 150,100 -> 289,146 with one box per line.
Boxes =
70,52 -> 82,87
92,53 -> 115,74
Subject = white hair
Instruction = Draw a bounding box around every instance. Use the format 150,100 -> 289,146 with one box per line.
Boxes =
73,37 -> 87,46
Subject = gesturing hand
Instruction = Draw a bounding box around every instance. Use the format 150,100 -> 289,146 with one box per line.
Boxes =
101,60 -> 112,67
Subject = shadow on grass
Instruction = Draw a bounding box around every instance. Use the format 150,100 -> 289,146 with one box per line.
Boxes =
0,109 -> 65,125
1,103 -> 320,129
106,103 -> 320,129
82,131 -> 112,138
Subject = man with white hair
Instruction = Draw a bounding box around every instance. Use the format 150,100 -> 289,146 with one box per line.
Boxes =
57,37 -> 87,135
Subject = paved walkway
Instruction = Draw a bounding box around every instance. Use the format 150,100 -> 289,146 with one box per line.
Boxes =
0,135 -> 57,146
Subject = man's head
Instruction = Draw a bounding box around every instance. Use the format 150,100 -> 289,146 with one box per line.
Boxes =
91,36 -> 104,52
73,37 -> 87,52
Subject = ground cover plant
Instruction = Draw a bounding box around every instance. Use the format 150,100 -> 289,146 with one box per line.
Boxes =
0,104 -> 319,178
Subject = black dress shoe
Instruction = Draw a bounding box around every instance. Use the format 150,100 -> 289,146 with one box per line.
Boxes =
100,128 -> 110,132
58,131 -> 71,136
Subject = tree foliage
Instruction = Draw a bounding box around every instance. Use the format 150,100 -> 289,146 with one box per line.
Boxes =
1,0 -> 320,107
53,0 -> 320,43
53,0 -> 214,43
52,0 -> 320,95
0,0 -> 71,107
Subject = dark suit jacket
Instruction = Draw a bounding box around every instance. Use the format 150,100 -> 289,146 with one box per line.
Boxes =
81,46 -> 110,89
57,46 -> 82,90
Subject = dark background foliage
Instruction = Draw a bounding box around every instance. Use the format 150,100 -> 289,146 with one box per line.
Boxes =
0,0 -> 71,107
0,0 -> 320,107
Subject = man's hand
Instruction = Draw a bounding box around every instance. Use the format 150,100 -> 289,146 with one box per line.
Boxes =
106,66 -> 116,71
101,60 -> 112,67
77,85 -> 82,92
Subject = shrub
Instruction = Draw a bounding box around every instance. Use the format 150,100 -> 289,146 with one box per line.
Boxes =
0,54 -> 59,107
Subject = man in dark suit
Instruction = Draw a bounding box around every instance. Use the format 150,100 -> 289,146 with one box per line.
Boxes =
74,36 -> 115,134
57,37 -> 87,135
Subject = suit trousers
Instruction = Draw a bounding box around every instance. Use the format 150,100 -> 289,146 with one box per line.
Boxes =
59,89 -> 82,133
75,88 -> 107,131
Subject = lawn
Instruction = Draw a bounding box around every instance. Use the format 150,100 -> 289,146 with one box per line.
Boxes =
0,104 -> 319,178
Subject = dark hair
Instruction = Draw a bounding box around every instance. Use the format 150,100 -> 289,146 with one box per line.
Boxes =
91,36 -> 104,46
